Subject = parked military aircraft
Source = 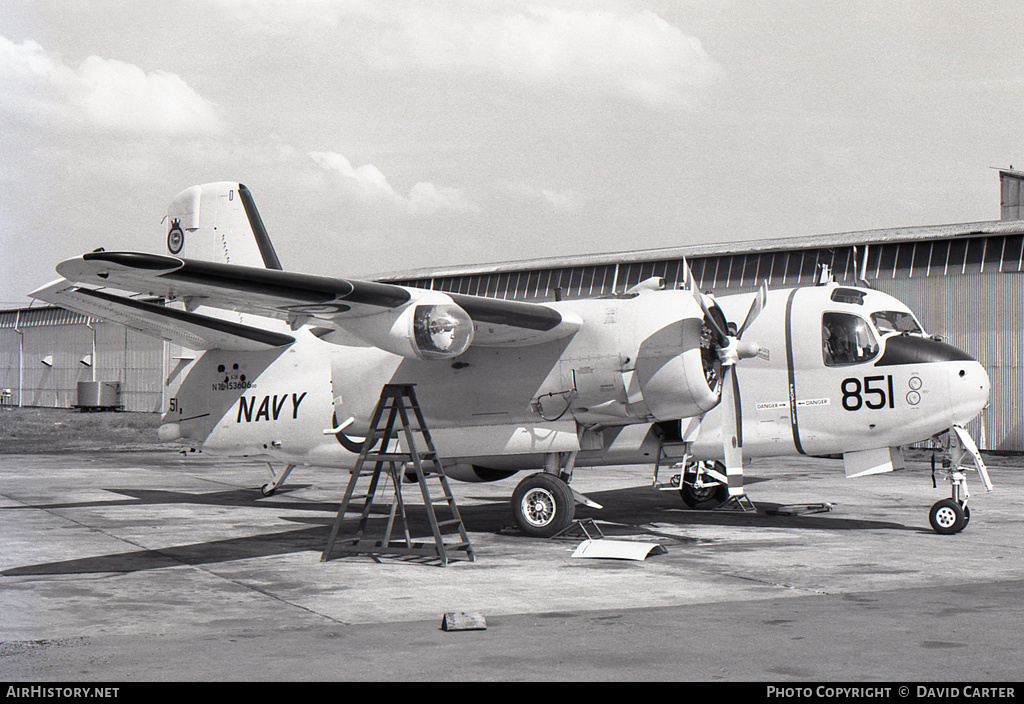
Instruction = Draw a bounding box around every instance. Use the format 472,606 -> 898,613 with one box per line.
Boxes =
32,183 -> 993,536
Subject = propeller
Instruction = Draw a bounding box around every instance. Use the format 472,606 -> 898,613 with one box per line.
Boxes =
689,273 -> 768,503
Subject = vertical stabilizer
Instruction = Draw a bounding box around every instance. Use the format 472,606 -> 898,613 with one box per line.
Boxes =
165,182 -> 282,269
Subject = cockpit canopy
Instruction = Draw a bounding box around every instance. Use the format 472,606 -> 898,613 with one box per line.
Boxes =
871,310 -> 923,336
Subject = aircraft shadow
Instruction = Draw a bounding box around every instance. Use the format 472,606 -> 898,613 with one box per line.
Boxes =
0,486 -> 338,513
1,522 -> 330,577
570,483 -> 912,534
463,477 -> 912,535
2,477 -> 912,577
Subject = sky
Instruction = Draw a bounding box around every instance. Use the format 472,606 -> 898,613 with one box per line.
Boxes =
2,0 -> 1022,305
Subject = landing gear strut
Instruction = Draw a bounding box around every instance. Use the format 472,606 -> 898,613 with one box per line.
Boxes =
261,463 -> 296,497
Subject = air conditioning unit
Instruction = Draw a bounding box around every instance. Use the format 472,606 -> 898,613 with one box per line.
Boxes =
76,381 -> 122,412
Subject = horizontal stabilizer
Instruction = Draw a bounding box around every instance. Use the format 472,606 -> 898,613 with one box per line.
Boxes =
30,280 -> 295,351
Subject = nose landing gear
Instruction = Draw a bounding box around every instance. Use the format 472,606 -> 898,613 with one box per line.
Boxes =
928,425 -> 992,535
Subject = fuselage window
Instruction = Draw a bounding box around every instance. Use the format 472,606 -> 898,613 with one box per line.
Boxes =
822,312 -> 879,366
829,288 -> 866,305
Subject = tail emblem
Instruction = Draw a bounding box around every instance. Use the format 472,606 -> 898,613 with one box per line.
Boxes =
167,218 -> 184,254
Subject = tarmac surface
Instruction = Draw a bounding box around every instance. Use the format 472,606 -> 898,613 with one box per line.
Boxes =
1,449 -> 1023,682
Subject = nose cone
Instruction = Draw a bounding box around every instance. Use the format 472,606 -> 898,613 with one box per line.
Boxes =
950,360 -> 990,425
875,335 -> 989,425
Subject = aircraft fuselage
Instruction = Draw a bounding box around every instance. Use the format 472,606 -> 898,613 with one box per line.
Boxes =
162,282 -> 989,480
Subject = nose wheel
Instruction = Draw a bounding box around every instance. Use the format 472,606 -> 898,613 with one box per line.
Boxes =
929,498 -> 970,535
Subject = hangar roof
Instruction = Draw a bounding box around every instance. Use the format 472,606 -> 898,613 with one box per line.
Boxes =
0,305 -> 93,327
378,218 -> 1024,281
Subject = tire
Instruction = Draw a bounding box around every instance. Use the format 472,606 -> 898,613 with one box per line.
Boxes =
679,461 -> 729,510
511,473 -> 575,538
929,498 -> 967,535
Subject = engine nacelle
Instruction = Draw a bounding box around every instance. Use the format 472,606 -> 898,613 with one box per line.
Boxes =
558,290 -> 721,425
344,296 -> 474,360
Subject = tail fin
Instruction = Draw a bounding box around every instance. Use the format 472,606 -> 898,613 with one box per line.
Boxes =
165,182 -> 282,269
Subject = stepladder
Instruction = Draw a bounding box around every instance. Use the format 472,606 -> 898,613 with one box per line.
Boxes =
320,384 -> 474,566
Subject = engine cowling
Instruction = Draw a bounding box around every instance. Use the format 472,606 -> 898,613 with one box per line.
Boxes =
633,312 -> 720,420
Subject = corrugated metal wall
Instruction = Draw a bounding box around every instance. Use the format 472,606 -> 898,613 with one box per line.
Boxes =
873,272 -> 1024,451
0,319 -> 168,412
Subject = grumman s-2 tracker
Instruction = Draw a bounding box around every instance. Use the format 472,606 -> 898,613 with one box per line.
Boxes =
33,183 -> 994,537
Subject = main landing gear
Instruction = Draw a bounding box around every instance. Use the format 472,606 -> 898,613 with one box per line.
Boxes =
510,452 -> 602,538
928,425 -> 992,535
678,460 -> 730,510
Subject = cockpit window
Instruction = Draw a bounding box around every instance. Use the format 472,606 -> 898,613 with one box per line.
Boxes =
822,312 -> 879,366
871,310 -> 923,336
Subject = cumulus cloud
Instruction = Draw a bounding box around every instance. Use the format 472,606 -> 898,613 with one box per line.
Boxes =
210,1 -> 719,108
310,150 -> 479,215
396,6 -> 719,107
0,36 -> 222,133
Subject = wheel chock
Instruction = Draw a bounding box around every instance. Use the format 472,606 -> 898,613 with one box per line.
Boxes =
441,611 -> 487,631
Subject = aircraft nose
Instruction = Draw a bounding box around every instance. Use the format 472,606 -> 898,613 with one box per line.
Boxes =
876,335 -> 989,425
950,358 -> 990,425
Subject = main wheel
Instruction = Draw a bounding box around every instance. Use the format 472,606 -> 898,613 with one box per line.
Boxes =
680,461 -> 729,510
511,473 -> 575,538
929,498 -> 967,535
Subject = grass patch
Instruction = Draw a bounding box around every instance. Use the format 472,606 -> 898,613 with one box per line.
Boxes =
0,407 -> 173,453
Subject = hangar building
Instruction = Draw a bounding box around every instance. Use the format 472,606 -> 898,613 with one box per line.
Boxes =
3,169 -> 1023,450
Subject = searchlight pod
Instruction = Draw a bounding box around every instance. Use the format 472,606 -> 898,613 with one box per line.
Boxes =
344,294 -> 474,361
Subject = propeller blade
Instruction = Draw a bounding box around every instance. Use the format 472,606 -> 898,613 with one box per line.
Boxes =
719,365 -> 746,497
689,277 -> 730,344
738,281 -> 768,338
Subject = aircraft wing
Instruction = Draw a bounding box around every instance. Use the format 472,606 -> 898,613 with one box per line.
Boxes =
45,251 -> 579,352
31,279 -> 295,351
